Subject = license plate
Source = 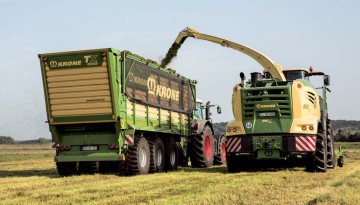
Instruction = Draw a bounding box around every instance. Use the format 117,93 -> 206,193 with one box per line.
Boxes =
81,146 -> 98,151
258,112 -> 276,117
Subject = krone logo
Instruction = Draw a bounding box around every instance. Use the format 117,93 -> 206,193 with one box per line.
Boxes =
245,122 -> 252,129
84,55 -> 98,66
50,61 -> 58,67
147,77 -> 157,95
256,104 -> 276,109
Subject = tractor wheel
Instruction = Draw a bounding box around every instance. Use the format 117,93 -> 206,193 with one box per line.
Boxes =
78,162 -> 98,174
165,138 -> 179,171
126,137 -> 150,175
56,162 -> 78,177
306,131 -> 328,172
226,155 -> 250,173
214,135 -> 227,165
327,120 -> 336,168
190,125 -> 214,168
149,138 -> 165,173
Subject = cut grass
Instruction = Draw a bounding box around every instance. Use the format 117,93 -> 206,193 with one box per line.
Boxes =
0,143 -> 359,205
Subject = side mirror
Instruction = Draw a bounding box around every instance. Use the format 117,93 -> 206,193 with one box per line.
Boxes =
324,75 -> 330,86
217,106 -> 221,114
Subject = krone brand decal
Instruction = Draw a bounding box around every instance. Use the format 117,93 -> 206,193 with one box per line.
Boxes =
147,77 -> 179,101
49,60 -> 81,68
245,122 -> 252,129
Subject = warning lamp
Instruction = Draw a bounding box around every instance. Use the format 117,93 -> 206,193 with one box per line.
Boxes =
233,128 -> 237,132
309,66 -> 313,72
101,51 -> 106,57
42,57 -> 47,62
309,126 -> 314,131
60,146 -> 65,151
114,145 -> 119,149
297,83 -> 302,89
227,128 -> 231,133
65,146 -> 70,151
109,144 -> 114,149
302,126 -> 307,131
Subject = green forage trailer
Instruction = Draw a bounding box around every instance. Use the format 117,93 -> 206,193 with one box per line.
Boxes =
39,48 -> 197,176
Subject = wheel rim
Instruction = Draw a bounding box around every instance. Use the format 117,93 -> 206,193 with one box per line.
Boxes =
139,146 -> 147,168
170,149 -> 176,166
205,135 -> 212,160
156,147 -> 163,167
221,143 -> 226,161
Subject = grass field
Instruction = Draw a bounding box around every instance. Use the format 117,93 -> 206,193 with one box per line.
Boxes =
0,143 -> 359,205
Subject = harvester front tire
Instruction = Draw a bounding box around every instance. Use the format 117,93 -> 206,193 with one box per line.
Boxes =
165,138 -> 179,171
56,162 -> 77,177
190,125 -> 214,168
126,137 -> 150,175
327,120 -> 336,168
306,131 -> 328,172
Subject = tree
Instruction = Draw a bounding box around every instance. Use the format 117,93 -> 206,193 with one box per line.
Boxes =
0,136 -> 15,144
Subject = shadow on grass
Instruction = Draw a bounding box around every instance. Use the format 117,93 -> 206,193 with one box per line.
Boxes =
180,160 -> 306,174
0,169 -> 59,178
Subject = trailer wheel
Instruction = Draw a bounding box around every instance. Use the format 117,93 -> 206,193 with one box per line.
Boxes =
126,137 -> 150,175
327,120 -> 336,168
149,138 -> 165,173
190,125 -> 214,168
214,135 -> 227,165
56,162 -> 78,177
306,131 -> 328,172
78,162 -> 98,174
99,161 -> 117,174
165,138 -> 179,171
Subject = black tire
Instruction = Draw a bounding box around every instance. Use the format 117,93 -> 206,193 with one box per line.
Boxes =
190,124 -> 214,168
56,162 -> 78,177
337,156 -> 344,167
306,130 -> 328,172
226,155 -> 250,173
327,120 -> 336,168
149,138 -> 165,173
78,161 -> 98,174
165,138 -> 179,171
126,137 -> 151,175
99,161 -> 117,174
213,134 -> 227,165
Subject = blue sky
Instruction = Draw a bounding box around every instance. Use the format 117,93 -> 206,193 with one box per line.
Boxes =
0,1 -> 359,140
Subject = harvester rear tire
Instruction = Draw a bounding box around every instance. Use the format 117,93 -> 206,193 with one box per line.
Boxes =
327,120 -> 336,169
149,138 -> 165,173
56,162 -> 77,177
213,135 -> 227,165
190,125 -> 214,168
165,138 -> 179,171
306,131 -> 328,172
126,137 -> 150,175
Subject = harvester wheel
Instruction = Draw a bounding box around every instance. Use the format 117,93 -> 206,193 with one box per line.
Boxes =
306,131 -> 328,172
56,162 -> 78,177
149,138 -> 165,173
99,161 -> 117,174
327,120 -> 336,168
190,125 -> 214,168
126,137 -> 150,175
213,135 -> 227,165
165,138 -> 179,171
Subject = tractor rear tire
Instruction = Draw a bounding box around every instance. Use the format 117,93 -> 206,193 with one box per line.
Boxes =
306,131 -> 328,172
190,125 -> 214,168
126,137 -> 150,175
213,135 -> 227,165
57,162 -> 78,177
149,138 -> 165,173
165,138 -> 179,171
327,120 -> 336,168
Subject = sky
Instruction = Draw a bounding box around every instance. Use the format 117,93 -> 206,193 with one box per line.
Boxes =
0,0 -> 359,140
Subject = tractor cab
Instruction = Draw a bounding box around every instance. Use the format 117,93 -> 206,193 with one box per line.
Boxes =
282,68 -> 309,81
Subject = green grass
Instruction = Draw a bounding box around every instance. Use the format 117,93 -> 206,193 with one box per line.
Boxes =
0,143 -> 359,205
